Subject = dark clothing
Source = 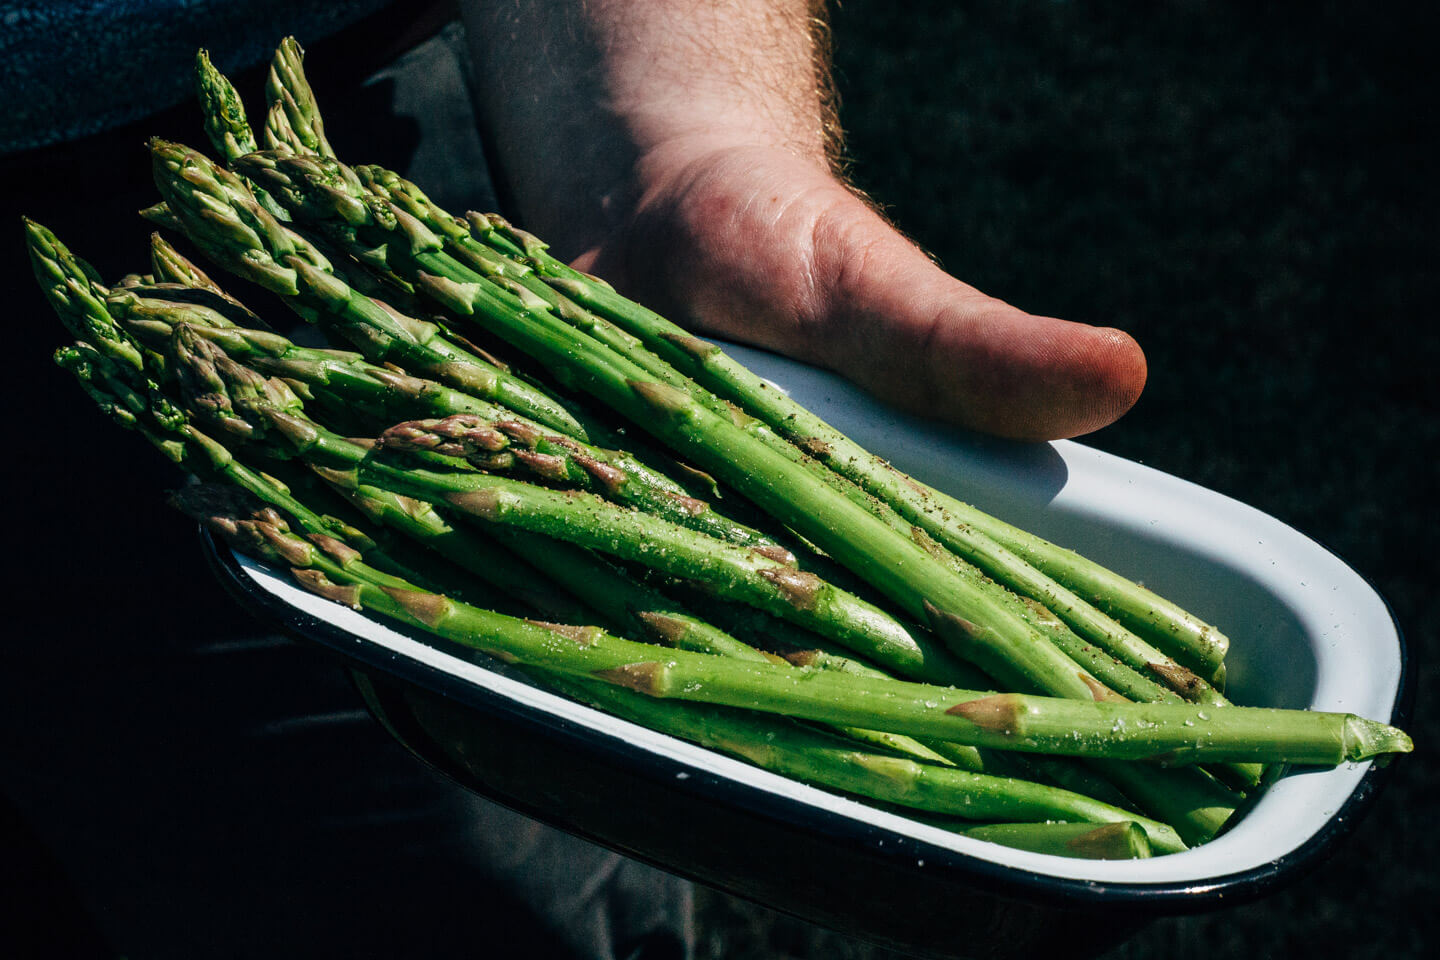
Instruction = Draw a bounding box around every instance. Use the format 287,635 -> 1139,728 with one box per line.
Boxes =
0,0 -> 389,153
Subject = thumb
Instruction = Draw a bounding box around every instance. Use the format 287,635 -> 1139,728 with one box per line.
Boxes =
809,200 -> 1147,439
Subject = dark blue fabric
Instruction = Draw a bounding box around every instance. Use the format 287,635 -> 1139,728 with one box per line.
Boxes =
0,1 -> 389,154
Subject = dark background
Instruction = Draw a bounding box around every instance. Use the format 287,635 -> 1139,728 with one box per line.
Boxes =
709,1 -> 1437,957
1,1 -> 1434,958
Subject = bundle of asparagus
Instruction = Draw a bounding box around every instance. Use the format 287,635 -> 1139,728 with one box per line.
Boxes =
27,38 -> 1409,863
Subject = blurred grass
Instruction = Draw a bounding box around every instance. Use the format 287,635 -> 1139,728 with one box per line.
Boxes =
697,2 -> 1436,957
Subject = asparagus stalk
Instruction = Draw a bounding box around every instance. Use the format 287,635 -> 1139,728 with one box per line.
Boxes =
187,495 -> 1410,767
957,821 -> 1152,860
213,52 -> 1266,793
148,140 -> 589,440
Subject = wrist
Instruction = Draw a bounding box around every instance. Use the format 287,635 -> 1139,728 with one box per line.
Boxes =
462,0 -> 835,256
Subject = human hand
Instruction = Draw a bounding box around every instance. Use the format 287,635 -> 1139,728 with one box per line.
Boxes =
464,0 -> 1145,441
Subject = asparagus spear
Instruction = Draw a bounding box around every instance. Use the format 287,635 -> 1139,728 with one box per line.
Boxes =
186,493 -> 1410,767
262,37 -> 336,159
233,149 -> 1264,807
148,140 -> 589,440
957,821 -> 1152,860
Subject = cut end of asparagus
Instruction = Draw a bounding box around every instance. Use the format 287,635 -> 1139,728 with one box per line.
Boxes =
1342,716 -> 1413,762
1068,821 -> 1153,860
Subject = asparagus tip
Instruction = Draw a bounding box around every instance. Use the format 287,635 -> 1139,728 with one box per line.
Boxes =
1343,716 -> 1413,761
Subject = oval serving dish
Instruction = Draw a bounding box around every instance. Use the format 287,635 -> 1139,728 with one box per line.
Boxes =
205,342 -> 1411,960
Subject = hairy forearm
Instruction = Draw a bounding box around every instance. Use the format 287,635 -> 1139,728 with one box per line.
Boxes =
460,0 -> 836,256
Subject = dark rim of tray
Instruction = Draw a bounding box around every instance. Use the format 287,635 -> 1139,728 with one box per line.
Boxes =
204,527 -> 1413,911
